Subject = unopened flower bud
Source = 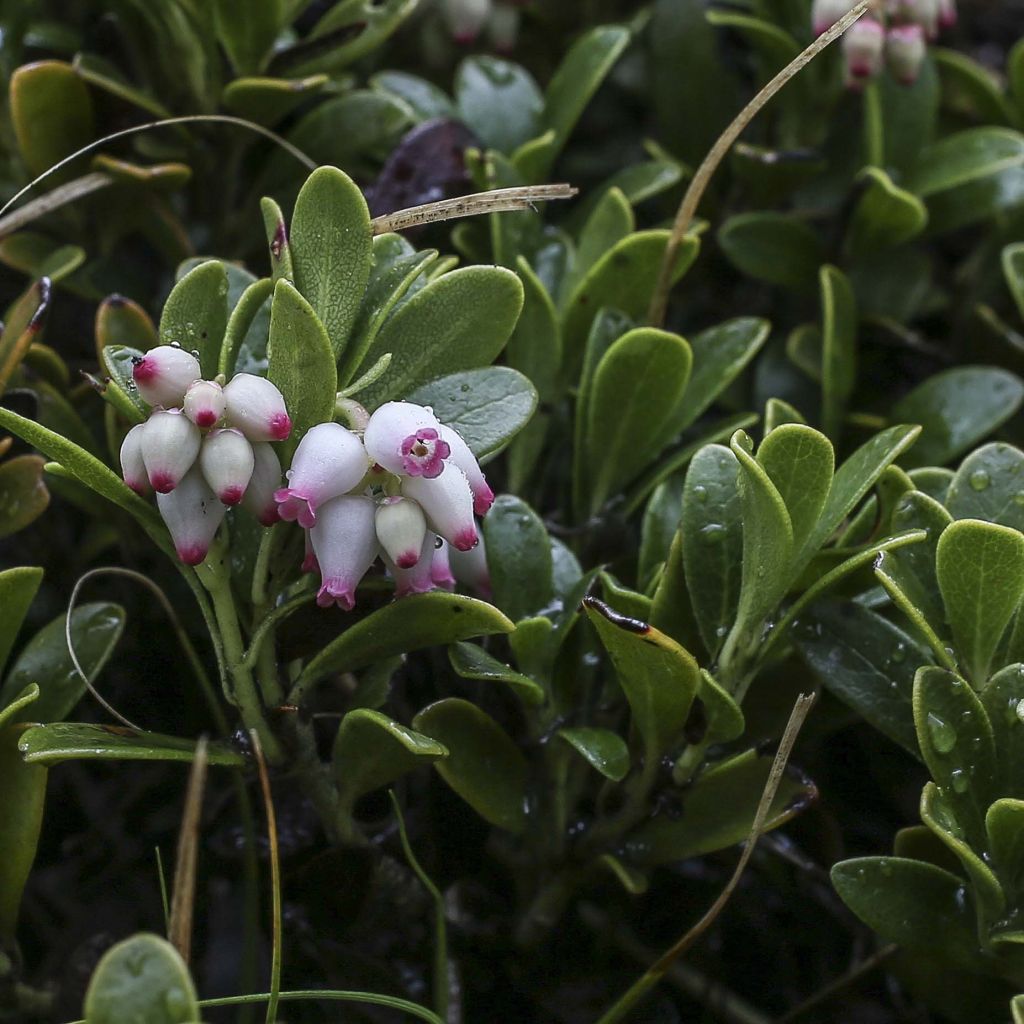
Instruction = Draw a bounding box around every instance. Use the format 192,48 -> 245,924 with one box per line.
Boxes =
200,428 -> 254,505
401,463 -> 478,551
243,442 -> 282,526
301,528 -> 319,574
142,409 -> 201,493
131,345 -> 201,408
937,0 -> 955,28
183,379 -> 226,428
364,402 -> 451,479
449,531 -> 491,597
376,496 -> 428,569
119,423 -> 150,495
223,373 -> 292,442
811,0 -> 854,35
886,23 -> 927,84
443,0 -> 491,44
274,422 -> 368,529
887,0 -> 938,37
385,532 -> 438,598
157,465 -> 226,565
843,17 -> 884,85
310,495 -> 378,610
431,537 -> 456,591
439,425 -> 494,515
488,2 -> 520,52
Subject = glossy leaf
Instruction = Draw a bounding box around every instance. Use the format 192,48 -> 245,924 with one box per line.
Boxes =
456,57 -> 543,155
562,187 -> 634,302
157,260 -> 228,378
0,455 -> 50,538
820,265 -> 856,441
0,278 -> 51,390
757,424 -> 834,544
557,726 -> 629,781
907,127 -> 1024,197
448,641 -> 545,706
222,74 -> 328,124
483,495 -> 553,623
980,665 -> 1024,801
220,277 -> 274,378
18,724 -> 245,766
95,294 -> 158,355
946,443 -> 1024,530
370,71 -> 455,121
0,567 -> 43,677
987,798 -> 1024,898
718,213 -> 823,291
290,166 -> 373,361
1003,242 -> 1024,322
847,167 -> 928,256
213,0 -> 282,75
413,698 -> 528,833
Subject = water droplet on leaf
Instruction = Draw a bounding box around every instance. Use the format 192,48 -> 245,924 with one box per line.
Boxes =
926,711 -> 957,753
969,470 -> 991,491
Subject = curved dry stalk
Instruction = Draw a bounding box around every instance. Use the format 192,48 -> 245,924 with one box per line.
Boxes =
169,736 -> 208,965
647,0 -> 874,327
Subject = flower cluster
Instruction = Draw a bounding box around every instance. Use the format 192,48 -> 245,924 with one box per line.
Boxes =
119,345 -> 289,565
813,0 -> 956,86
278,401 -> 493,610
441,0 -> 523,51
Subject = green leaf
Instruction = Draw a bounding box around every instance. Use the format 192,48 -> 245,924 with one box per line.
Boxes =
84,933 -> 200,1024
1003,242 -> 1024,322
9,60 -> 95,179
625,747 -> 815,865
0,602 -> 124,725
681,445 -> 743,659
797,601 -> 928,756
413,698 -> 528,833
913,666 -> 997,845
757,424 -> 834,545
482,494 -> 553,623
704,9 -> 799,79
506,254 -> 560,417
907,127 -> 1024,197
933,48 -> 1015,126
0,455 -> 50,538
95,294 -> 158,353
0,727 -> 46,941
987,798 -> 1024,898
370,71 -> 455,122
222,74 -> 329,124
946,443 -> 1024,529
405,368 -> 537,459
456,57 -> 543,154
831,857 -> 978,966
0,278 -> 52,390
71,53 -> 171,119
893,368 -> 1024,469
584,597 -> 699,763
717,213 -> 823,291
846,167 -> 928,256
557,726 -> 629,781
18,723 -> 245,766
357,266 -> 524,409
561,187 -> 634,302
937,519 -> 1024,685
220,277 -> 274,378
266,279 -> 338,458
583,327 -> 692,513
695,667 -> 745,746
260,196 -> 293,283
820,265 -> 856,441
638,474 -> 683,591
448,641 -> 545,706
980,665 -> 1024,801
290,166 -> 373,361
296,594 -> 514,692
157,260 -> 228,378
213,0 -> 283,75
0,233 -> 85,283
333,708 -> 447,810
0,567 -> 43,678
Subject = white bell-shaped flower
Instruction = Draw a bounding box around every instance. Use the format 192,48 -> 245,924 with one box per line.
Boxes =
141,409 -> 201,493
401,463 -> 478,551
487,2 -> 519,52
156,465 -> 226,565
242,442 -> 282,526
449,531 -> 491,597
310,494 -> 378,610
431,537 -> 456,591
132,345 -> 201,408
384,532 -> 438,598
937,0 -> 955,27
811,0 -> 854,35
274,422 -> 368,529
183,379 -> 226,428
886,23 -> 927,83
301,528 -> 319,574
119,423 -> 150,495
438,425 -> 493,515
843,16 -> 885,84
223,373 -> 292,442
200,428 -> 254,506
375,496 -> 428,569
443,0 -> 491,43
364,402 -> 450,479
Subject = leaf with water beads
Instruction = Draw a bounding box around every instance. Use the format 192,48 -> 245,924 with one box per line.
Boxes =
980,664 -> 1024,801
946,443 -> 1024,530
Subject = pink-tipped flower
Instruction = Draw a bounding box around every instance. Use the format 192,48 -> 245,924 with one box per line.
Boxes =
119,423 -> 150,495
131,345 -> 201,408
886,23 -> 927,83
937,0 -> 955,28
364,402 -> 451,479
843,16 -> 885,85
156,465 -> 226,566
301,528 -> 319,574
223,373 -> 292,442
310,495 -> 378,610
487,2 -> 520,52
200,428 -> 254,506
439,425 -> 493,515
401,463 -> 478,551
443,0 -> 492,43
811,0 -> 854,35
183,379 -> 226,428
431,538 -> 456,591
449,531 -> 491,597
141,409 -> 201,493
887,0 -> 938,37
385,532 -> 437,598
243,442 -> 282,526
375,496 -> 428,569
273,422 -> 368,529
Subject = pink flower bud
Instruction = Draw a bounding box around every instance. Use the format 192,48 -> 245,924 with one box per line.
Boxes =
937,0 -> 955,28
223,373 -> 292,442
488,2 -> 520,52
131,345 -> 201,408
439,425 -> 494,515
886,23 -> 927,84
364,402 -> 451,479
843,17 -> 885,85
449,531 -> 491,597
431,538 -> 456,591
301,528 -> 319,574
401,463 -> 478,551
375,496 -> 428,569
200,428 -> 254,505
811,0 -> 854,35
310,494 -> 379,610
183,379 -> 226,428
142,409 -> 201,493
273,422 -> 369,529
119,423 -> 150,495
243,442 -> 282,526
886,0 -> 938,37
384,532 -> 438,598
443,0 -> 492,43
157,465 -> 226,565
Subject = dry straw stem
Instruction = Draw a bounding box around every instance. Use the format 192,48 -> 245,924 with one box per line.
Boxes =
595,692 -> 818,1024
168,735 -> 208,965
647,0 -> 874,327
251,729 -> 282,1024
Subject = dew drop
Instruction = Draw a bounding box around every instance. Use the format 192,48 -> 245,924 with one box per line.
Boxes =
170,340 -> 182,348
950,768 -> 969,794
969,470 -> 991,491
1014,491 -> 1024,507
692,485 -> 708,504
926,711 -> 957,753
700,523 -> 726,544
879,859 -> 893,877
891,642 -> 907,664
1016,698 -> 1024,725
460,383 -> 470,393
